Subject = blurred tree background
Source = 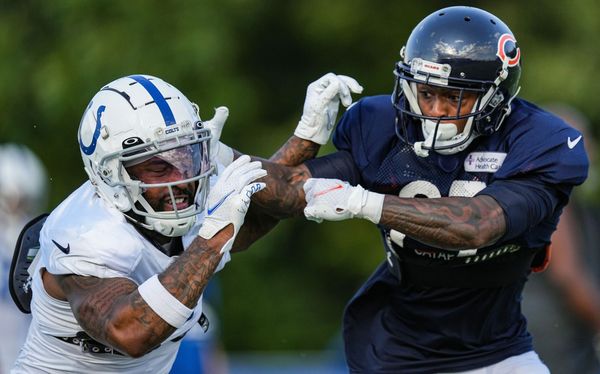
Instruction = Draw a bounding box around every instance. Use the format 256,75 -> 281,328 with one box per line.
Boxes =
1,0 -> 599,353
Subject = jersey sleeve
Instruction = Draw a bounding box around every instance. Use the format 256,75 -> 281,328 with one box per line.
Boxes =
479,111 -> 589,241
305,150 -> 361,184
41,211 -> 144,278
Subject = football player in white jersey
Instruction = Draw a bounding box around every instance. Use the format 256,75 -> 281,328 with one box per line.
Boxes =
11,73 -> 361,373
0,144 -> 47,373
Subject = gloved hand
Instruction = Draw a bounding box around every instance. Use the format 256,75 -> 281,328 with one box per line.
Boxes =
303,178 -> 384,224
203,106 -> 234,167
198,155 -> 266,253
294,73 -> 363,145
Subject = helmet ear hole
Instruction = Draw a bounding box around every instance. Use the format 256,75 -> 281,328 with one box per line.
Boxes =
475,117 -> 496,136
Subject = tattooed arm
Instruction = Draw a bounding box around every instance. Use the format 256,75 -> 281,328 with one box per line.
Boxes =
269,136 -> 320,166
44,227 -> 231,357
380,195 -> 506,250
225,73 -> 363,251
303,179 -> 506,251
231,137 -> 315,252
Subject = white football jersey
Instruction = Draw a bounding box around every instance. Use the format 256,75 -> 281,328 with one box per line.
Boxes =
12,181 -> 229,373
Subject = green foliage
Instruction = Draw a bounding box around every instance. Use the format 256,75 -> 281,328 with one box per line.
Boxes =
2,0 -> 599,351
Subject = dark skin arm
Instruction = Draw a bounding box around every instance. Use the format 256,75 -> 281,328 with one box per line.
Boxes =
43,226 -> 232,358
247,158 -> 507,250
230,136 -> 319,252
380,195 -> 506,250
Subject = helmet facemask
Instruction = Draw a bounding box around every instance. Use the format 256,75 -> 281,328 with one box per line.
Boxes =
96,124 -> 213,237
392,59 -> 511,157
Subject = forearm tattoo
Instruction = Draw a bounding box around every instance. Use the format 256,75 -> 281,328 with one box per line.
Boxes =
58,237 -> 224,354
380,195 -> 506,250
269,136 -> 320,166
232,136 -> 315,219
158,237 -> 223,310
231,205 -> 279,252
253,161 -> 311,219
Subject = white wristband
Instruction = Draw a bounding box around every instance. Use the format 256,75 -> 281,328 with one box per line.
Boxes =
138,275 -> 193,328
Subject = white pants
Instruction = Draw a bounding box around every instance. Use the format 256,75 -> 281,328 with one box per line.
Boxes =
444,351 -> 550,374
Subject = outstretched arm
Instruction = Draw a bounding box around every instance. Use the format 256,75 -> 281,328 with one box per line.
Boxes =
303,179 -> 506,250
230,142 -> 315,252
228,74 -> 363,252
380,195 -> 505,250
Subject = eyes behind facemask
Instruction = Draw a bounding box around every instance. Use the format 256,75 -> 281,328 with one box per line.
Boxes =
155,144 -> 202,179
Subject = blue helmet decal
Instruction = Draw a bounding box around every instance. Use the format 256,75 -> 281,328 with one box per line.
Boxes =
128,75 -> 176,126
79,105 -> 105,155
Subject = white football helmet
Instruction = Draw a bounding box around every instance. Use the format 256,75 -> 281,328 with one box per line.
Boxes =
0,144 -> 47,216
78,74 -> 214,237
0,144 -> 47,251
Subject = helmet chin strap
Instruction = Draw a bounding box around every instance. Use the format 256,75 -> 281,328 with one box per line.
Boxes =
145,207 -> 197,237
414,120 -> 458,157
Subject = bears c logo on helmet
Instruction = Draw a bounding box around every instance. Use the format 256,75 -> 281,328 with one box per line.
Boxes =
496,33 -> 520,67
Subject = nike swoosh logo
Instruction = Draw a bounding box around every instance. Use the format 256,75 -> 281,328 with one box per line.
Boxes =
52,240 -> 70,254
567,135 -> 582,149
314,183 -> 344,197
207,189 -> 235,215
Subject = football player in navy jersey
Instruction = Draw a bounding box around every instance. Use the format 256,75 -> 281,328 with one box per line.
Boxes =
243,5 -> 590,373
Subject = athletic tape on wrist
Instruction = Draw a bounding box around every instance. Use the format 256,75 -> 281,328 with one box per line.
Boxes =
138,275 -> 193,328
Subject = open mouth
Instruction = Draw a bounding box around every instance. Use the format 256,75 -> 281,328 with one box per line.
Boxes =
165,196 -> 190,211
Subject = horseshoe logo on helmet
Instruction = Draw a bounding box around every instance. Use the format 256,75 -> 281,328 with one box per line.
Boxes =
496,33 -> 520,67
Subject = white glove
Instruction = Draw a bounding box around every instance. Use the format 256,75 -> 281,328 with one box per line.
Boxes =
294,73 -> 363,145
203,106 -> 234,167
198,155 -> 266,253
303,178 -> 384,224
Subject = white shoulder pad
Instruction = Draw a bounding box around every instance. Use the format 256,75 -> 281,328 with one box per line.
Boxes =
41,182 -> 145,278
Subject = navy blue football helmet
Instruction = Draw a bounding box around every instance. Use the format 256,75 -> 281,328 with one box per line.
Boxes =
392,6 -> 522,156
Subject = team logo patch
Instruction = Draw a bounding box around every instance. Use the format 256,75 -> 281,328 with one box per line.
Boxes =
496,33 -> 520,67
79,105 -> 105,156
464,152 -> 506,173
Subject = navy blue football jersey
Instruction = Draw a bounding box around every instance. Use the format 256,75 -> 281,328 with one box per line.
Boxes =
306,95 -> 589,373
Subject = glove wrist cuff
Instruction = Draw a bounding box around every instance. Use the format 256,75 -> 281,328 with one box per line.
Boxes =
198,220 -> 225,240
361,191 -> 384,224
294,125 -> 327,145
